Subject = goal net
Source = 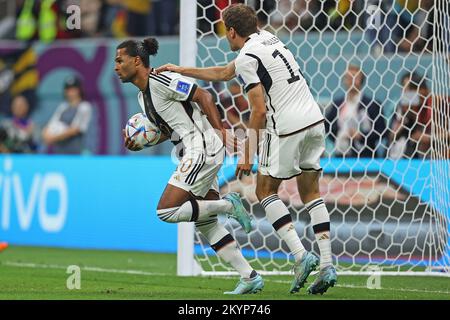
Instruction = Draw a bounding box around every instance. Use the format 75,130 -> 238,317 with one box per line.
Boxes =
178,0 -> 450,276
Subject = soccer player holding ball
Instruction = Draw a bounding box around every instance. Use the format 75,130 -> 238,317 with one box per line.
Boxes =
114,37 -> 264,294
156,4 -> 337,295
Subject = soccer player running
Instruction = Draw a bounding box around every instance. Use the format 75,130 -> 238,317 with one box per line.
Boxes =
114,37 -> 264,294
156,4 -> 337,295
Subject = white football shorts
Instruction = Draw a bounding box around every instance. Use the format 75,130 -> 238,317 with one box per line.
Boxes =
258,122 -> 325,179
168,147 -> 225,198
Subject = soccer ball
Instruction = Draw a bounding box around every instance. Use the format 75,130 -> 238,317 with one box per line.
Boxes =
125,113 -> 161,148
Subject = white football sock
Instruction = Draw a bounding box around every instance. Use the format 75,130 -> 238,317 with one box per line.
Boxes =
196,219 -> 254,278
157,199 -> 233,223
261,195 -> 306,262
305,198 -> 332,269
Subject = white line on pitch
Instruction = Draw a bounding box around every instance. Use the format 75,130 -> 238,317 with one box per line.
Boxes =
2,261 -> 169,276
4,261 -> 450,296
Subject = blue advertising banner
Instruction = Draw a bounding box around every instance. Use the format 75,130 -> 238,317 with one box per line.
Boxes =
0,155 -> 177,252
1,155 -> 449,267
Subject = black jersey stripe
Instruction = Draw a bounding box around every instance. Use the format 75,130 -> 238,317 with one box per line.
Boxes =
244,53 -> 277,132
143,82 -> 173,137
187,83 -> 197,101
150,74 -> 170,84
153,74 -> 172,84
181,100 -> 209,153
261,132 -> 268,166
157,73 -> 172,82
150,74 -> 170,86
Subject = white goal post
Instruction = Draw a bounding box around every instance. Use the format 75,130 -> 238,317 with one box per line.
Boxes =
178,0 -> 450,277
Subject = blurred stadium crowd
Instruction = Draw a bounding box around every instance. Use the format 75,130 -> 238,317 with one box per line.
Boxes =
0,0 -> 178,39
0,0 -> 447,158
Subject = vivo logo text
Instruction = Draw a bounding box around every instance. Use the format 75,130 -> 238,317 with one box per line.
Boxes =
0,158 -> 68,232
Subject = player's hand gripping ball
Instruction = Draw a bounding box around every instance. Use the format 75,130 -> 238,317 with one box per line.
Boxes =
125,113 -> 161,148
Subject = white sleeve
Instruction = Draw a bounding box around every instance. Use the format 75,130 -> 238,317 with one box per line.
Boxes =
235,54 -> 260,93
152,72 -> 198,102
72,102 -> 92,133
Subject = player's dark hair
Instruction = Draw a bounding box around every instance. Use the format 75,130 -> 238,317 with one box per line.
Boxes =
222,4 -> 257,37
116,38 -> 159,68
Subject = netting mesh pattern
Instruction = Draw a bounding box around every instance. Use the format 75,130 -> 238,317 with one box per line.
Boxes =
193,0 -> 450,275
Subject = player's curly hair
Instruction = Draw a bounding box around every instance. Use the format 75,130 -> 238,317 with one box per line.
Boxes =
117,37 -> 159,68
222,4 -> 257,37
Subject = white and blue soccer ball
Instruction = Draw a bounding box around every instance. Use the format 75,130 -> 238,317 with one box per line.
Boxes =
125,113 -> 161,148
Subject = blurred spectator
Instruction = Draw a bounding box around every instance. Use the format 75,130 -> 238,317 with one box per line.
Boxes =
325,64 -> 386,158
148,0 -> 177,36
14,0 -> 82,42
42,76 -> 92,154
263,0 -> 316,34
365,0 -> 434,55
0,95 -> 37,153
219,80 -> 250,130
3,0 -> 182,39
0,0 -> 16,38
123,0 -> 151,37
98,0 -> 124,37
395,0 -> 433,53
198,0 -> 243,36
327,0 -> 365,31
433,96 -> 450,159
0,45 -> 38,117
80,0 -> 102,37
388,72 -> 431,159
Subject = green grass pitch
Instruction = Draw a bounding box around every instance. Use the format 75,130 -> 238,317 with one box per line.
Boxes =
0,246 -> 449,300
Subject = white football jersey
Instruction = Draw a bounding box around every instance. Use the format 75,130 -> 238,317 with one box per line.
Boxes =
235,30 -> 324,136
137,71 -> 223,156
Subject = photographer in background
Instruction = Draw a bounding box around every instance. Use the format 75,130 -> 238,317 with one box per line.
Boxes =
42,76 -> 92,154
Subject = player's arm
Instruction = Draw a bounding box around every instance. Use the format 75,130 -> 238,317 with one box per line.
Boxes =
235,83 -> 266,179
191,86 -> 226,142
155,61 -> 236,82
